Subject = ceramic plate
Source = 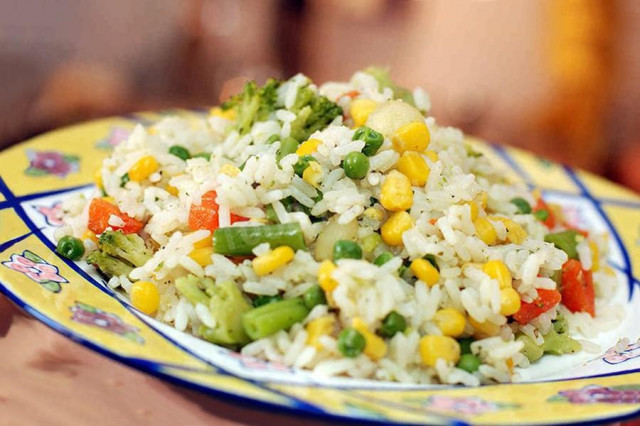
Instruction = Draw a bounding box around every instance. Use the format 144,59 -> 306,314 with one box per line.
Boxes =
2,111 -> 640,425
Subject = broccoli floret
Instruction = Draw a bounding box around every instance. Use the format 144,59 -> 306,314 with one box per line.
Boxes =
199,281 -> 252,347
364,66 -> 415,107
289,94 -> 343,141
86,250 -> 134,278
222,79 -> 281,135
98,230 -> 152,267
175,274 -> 211,306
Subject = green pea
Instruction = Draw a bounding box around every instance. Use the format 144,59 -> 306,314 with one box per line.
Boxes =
337,328 -> 366,358
294,155 -> 315,177
353,126 -> 384,156
193,152 -> 211,161
253,294 -> 283,307
510,197 -> 532,214
277,137 -> 299,163
169,145 -> 191,161
534,209 -> 549,222
332,240 -> 363,261
373,252 -> 394,266
378,311 -> 406,337
458,337 -> 475,355
342,152 -> 369,180
119,173 -> 130,188
457,353 -> 481,373
303,285 -> 327,309
56,236 -> 85,261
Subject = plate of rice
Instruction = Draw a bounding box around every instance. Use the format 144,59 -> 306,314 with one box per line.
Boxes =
2,68 -> 640,425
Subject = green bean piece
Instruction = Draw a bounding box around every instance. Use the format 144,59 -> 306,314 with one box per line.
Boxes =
342,152 -> 369,179
510,197 -> 532,214
253,294 -> 283,307
332,240 -> 363,261
373,252 -> 394,266
457,353 -> 481,373
213,223 -> 306,256
56,236 -> 85,261
119,173 -> 130,188
303,285 -> 327,309
293,155 -> 315,176
378,311 -> 406,337
169,145 -> 191,160
242,297 -> 310,340
337,328 -> 366,357
277,137 -> 299,163
533,209 -> 549,222
266,134 -> 280,144
265,204 -> 279,223
458,337 -> 475,355
544,230 -> 581,259
353,126 -> 384,156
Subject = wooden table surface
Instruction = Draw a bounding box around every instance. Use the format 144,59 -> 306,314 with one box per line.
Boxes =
1,293 -> 638,426
0,295 -> 338,426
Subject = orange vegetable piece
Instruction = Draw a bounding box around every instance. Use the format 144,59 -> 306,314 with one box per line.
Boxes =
513,289 -> 562,325
87,198 -> 144,234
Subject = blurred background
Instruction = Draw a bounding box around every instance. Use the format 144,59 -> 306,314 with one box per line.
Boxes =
1,0 -> 639,191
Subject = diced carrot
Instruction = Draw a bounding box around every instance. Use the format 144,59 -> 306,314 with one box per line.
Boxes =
87,198 -> 144,234
513,288 -> 562,325
188,190 -> 248,232
533,198 -> 556,229
560,259 -> 595,317
340,90 -> 360,99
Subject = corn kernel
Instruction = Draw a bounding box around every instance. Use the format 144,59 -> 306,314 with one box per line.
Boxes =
318,260 -> 338,292
482,260 -> 513,289
193,235 -> 213,248
189,247 -> 214,267
302,161 -> 323,188
491,217 -> 527,244
82,230 -> 99,244
296,138 -> 321,156
589,240 -> 600,271
392,121 -> 430,153
468,202 -> 479,221
94,169 -> 103,190
102,196 -> 115,204
424,150 -> 439,163
165,185 -> 179,196
210,106 -> 236,121
432,308 -> 466,337
363,207 -> 384,221
220,164 -> 240,177
397,152 -> 430,187
411,258 -> 440,286
350,99 -> 378,127
468,316 -> 501,338
380,170 -> 413,211
419,335 -> 460,367
148,126 -> 157,135
474,217 -> 498,245
381,211 -> 412,246
130,281 -> 160,315
352,317 -> 388,360
500,287 -> 521,316
129,156 -> 159,182
479,192 -> 488,209
253,246 -> 295,276
306,316 -> 335,350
